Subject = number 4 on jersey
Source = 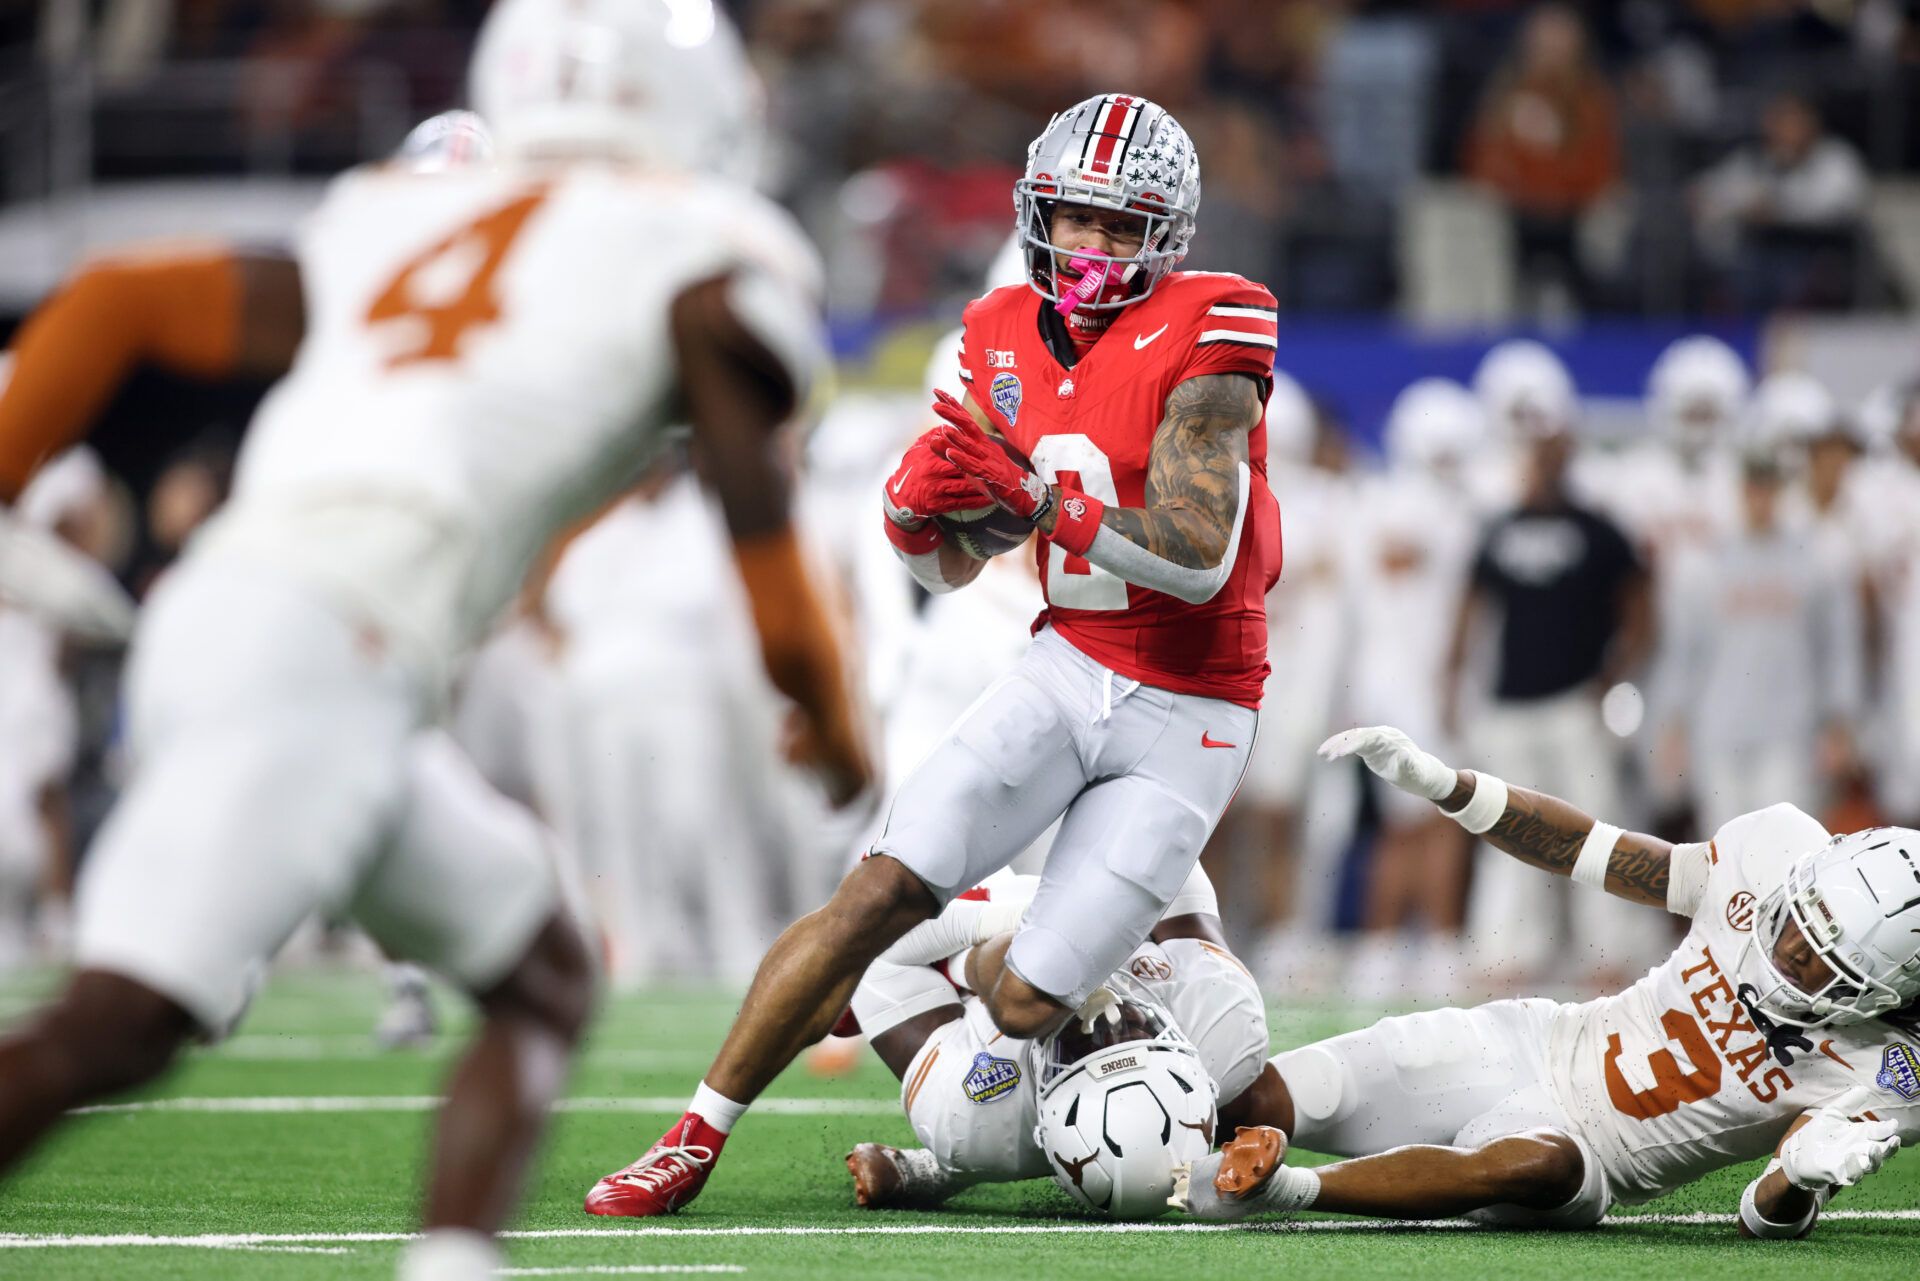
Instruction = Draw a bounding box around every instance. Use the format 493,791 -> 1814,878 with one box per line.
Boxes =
365,188 -> 548,368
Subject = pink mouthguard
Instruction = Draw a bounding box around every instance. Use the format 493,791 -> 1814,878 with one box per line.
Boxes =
1055,254 -> 1113,317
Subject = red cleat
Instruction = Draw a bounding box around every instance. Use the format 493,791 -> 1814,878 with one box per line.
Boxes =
584,1113 -> 727,1217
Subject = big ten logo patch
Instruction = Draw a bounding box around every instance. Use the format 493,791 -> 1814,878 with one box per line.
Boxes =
1725,892 -> 1757,932
986,349 -> 1017,368
964,1052 -> 1020,1105
1878,1043 -> 1920,1100
1129,953 -> 1173,982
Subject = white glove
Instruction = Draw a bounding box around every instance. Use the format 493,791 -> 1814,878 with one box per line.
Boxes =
0,506 -> 135,643
1779,1108 -> 1901,1190
1073,985 -> 1121,1034
1318,726 -> 1455,802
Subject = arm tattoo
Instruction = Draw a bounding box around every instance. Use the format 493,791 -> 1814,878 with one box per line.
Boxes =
1097,373 -> 1258,569
1447,772 -> 1672,908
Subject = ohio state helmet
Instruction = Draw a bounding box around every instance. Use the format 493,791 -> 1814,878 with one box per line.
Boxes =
470,0 -> 759,180
1736,827 -> 1920,1028
1015,94 -> 1201,311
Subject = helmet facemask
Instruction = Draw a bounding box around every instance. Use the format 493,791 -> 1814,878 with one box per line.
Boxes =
1013,94 -> 1200,313
1737,855 -> 1905,1028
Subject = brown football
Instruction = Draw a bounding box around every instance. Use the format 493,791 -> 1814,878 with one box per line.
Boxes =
934,435 -> 1040,560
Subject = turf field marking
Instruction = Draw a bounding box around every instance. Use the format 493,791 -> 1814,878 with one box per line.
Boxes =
497,1269 -> 744,1276
70,1096 -> 900,1117
204,1037 -> 714,1067
6,1210 -> 1920,1251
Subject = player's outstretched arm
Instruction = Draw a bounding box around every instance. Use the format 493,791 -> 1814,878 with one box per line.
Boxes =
1740,1106 -> 1901,1239
1320,726 -> 1678,908
931,373 -> 1259,604
671,273 -> 874,808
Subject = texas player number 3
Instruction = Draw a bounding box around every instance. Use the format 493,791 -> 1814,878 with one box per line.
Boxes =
1028,434 -> 1128,611
365,187 -> 549,368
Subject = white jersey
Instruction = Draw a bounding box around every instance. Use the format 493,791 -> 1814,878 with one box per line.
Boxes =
1549,803 -> 1920,1204
199,163 -> 822,683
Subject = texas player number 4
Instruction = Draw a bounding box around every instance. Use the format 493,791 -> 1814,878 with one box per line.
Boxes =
365,187 -> 549,368
1028,434 -> 1128,611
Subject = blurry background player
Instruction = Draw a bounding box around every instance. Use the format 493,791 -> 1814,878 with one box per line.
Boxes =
1653,444 -> 1862,833
586,91 -> 1285,1219
1178,724 -> 1920,1239
1340,377 -> 1481,1001
0,5 -> 873,1280
1449,360 -> 1653,994
842,865 -> 1269,1214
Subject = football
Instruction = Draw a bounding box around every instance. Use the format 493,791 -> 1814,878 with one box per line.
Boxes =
934,434 -> 1039,560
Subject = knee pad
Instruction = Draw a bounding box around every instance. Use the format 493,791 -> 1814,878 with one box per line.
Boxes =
1270,1042 -> 1354,1142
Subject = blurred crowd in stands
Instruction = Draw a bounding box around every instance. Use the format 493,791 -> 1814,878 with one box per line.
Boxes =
3,1 -> 1919,317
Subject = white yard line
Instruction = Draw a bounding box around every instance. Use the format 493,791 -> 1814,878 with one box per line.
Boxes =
3,1210 -> 1919,1251
70,1096 -> 899,1117
497,1269 -> 744,1277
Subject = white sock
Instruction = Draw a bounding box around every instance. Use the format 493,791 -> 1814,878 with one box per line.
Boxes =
1254,1163 -> 1322,1213
690,1081 -> 747,1135
396,1229 -> 499,1281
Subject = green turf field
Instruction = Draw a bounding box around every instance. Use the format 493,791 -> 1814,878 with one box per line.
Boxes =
1,968 -> 1916,1279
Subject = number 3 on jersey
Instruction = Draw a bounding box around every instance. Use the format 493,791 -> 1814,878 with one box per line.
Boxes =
365,187 -> 549,368
1605,1010 -> 1722,1120
1029,435 -> 1128,611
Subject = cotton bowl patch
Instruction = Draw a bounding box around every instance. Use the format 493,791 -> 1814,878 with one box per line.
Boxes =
990,372 -> 1022,426
1878,1043 -> 1920,1099
964,1052 -> 1020,1104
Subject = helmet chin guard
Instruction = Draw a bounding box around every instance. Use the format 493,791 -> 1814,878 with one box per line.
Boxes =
1014,93 -> 1200,312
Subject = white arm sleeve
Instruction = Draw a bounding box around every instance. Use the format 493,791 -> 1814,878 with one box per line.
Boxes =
891,542 -> 962,595
849,957 -> 964,1039
1667,841 -> 1715,917
1079,463 -> 1250,605
880,879 -> 1037,967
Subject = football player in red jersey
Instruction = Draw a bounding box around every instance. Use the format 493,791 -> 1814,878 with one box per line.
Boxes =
587,93 -> 1287,1218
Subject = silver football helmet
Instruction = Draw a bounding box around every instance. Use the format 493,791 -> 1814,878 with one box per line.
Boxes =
1015,93 -> 1201,311
1736,827 -> 1920,1028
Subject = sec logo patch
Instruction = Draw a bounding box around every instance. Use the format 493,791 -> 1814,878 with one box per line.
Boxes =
1129,954 -> 1172,982
1725,891 -> 1756,932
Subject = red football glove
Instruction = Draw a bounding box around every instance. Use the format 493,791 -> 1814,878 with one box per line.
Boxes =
882,432 -> 981,555
929,390 -> 1054,526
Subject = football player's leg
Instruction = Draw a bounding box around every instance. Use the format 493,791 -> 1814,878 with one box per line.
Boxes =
700,670 -> 1084,1099
590,670 -> 1087,1216
980,688 -> 1255,1039
980,776 -> 1217,1039
0,564 -> 408,1173
351,731 -> 590,1252
844,960 -> 967,1209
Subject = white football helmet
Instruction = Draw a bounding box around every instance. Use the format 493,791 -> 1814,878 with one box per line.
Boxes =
1384,377 -> 1483,474
1031,995 -> 1216,1219
1266,370 -> 1315,468
470,0 -> 759,179
1015,93 -> 1200,311
1736,827 -> 1920,1028
1473,339 -> 1576,440
395,109 -> 495,173
1647,335 -> 1749,454
1751,370 -> 1840,449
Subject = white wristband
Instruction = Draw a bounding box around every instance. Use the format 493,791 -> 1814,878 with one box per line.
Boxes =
1448,772 -> 1508,835
1572,823 -> 1624,890
1739,1164 -> 1821,1239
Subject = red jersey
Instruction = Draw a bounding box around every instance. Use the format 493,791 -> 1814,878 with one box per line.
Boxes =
955,272 -> 1283,707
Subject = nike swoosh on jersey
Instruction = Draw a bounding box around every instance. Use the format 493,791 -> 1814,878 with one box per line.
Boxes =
1201,732 -> 1237,749
1818,1039 -> 1854,1069
1134,324 -> 1170,350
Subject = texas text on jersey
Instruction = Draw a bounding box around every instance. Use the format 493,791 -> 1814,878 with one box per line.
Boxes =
955,272 -> 1283,707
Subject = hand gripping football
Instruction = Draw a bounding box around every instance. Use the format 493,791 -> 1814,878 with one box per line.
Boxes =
933,433 -> 1040,560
